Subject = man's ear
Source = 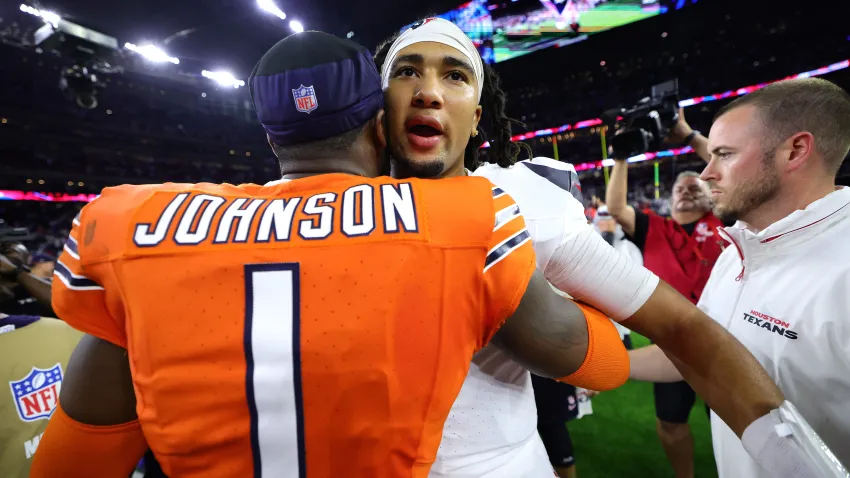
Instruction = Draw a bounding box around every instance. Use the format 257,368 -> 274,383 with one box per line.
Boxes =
473,105 -> 483,134
375,109 -> 387,149
784,131 -> 816,173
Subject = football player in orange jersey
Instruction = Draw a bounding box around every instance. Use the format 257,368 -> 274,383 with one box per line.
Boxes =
31,32 -> 632,478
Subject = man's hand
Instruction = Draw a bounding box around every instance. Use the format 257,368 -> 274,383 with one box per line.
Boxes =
664,107 -> 711,162
665,107 -> 694,145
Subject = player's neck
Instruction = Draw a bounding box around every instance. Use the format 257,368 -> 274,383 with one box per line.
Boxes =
279,159 -> 372,180
439,158 -> 467,178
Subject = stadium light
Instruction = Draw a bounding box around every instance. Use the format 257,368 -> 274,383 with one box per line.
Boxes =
20,4 -> 60,28
257,0 -> 286,20
202,70 -> 245,89
124,43 -> 179,65
290,21 -> 304,33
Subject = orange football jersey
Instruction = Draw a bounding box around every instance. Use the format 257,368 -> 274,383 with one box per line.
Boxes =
51,173 -> 535,478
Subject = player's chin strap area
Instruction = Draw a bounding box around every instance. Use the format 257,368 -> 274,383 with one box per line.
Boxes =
742,401 -> 849,477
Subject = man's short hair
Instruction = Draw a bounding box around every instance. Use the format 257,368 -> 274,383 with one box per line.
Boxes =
714,78 -> 850,174
271,124 -> 365,165
674,170 -> 702,185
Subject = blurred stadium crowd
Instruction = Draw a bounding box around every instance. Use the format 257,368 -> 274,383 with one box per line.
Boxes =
1,0 -> 849,476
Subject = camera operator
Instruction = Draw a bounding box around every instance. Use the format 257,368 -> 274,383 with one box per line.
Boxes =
605,138 -> 724,478
1,243 -> 55,317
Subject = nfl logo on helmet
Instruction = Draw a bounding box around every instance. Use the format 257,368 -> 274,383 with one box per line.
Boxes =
292,85 -> 318,114
9,364 -> 64,422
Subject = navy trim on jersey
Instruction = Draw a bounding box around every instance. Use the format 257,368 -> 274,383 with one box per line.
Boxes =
494,204 -> 520,231
521,162 -> 583,203
243,263 -> 306,478
485,229 -> 531,271
64,235 -> 79,258
54,261 -> 102,289
243,266 -> 262,478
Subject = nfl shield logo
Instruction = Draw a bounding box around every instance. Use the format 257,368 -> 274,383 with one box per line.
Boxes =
9,364 -> 64,422
292,85 -> 318,114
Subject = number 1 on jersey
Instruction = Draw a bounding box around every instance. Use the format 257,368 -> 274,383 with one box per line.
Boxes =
244,263 -> 306,478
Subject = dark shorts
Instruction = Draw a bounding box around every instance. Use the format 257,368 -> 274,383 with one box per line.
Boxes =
531,374 -> 577,467
653,380 -> 697,424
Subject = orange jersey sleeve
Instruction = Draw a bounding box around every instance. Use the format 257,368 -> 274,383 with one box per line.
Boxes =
481,185 -> 536,344
52,208 -> 127,348
30,404 -> 147,478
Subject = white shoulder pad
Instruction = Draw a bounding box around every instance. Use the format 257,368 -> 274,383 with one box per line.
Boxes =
473,158 -> 587,270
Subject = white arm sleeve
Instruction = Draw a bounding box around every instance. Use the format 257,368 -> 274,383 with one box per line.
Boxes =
742,401 -> 849,477
543,223 -> 659,322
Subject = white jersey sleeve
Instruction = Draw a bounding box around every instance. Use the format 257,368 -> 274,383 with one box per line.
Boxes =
473,157 -> 659,321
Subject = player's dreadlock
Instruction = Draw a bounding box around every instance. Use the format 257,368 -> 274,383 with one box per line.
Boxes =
374,33 -> 531,171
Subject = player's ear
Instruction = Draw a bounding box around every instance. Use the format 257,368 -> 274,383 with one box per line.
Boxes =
472,105 -> 482,136
375,109 -> 387,150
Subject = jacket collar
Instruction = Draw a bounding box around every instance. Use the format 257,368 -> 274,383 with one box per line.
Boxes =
720,187 -> 850,255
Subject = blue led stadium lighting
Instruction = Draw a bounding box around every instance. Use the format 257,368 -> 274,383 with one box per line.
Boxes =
124,42 -> 179,65
201,70 -> 246,89
257,0 -> 286,20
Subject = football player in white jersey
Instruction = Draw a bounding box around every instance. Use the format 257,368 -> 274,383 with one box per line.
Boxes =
375,18 -> 841,478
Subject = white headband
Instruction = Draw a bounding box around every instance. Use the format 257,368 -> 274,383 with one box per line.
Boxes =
380,18 -> 485,103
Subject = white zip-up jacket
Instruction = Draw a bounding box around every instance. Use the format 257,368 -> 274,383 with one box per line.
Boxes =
697,187 -> 850,477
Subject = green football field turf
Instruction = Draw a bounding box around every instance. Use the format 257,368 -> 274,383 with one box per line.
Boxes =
567,334 -> 719,478
577,6 -> 653,32
492,2 -> 656,62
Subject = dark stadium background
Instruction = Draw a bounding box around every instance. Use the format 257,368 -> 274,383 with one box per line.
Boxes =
1,0 -> 847,476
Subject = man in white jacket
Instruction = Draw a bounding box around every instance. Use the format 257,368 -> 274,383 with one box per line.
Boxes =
628,77 -> 850,477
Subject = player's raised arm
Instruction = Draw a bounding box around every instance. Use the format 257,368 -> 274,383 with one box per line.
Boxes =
604,160 -> 637,236
478,188 -> 629,391
31,207 -> 147,477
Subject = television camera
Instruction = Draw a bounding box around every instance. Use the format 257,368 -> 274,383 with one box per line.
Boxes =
34,17 -> 120,110
603,79 -> 680,159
